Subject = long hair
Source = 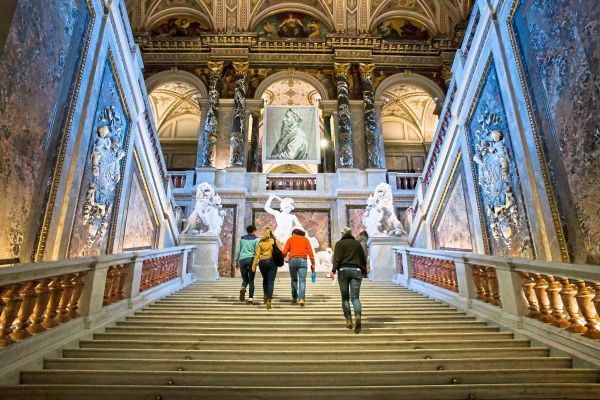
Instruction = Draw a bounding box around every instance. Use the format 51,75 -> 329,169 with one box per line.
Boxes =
260,227 -> 274,242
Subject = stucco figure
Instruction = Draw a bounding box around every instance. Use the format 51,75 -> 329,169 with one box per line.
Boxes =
362,183 -> 407,237
181,182 -> 225,236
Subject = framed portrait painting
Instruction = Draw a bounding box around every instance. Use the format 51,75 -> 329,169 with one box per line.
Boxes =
263,106 -> 320,164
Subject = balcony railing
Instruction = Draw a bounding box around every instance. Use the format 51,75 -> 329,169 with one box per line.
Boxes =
266,175 -> 317,191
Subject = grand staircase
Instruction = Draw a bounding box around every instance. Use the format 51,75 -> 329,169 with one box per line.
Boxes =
4,278 -> 600,399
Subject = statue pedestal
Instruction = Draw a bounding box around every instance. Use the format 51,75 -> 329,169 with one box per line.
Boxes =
368,236 -> 408,282
365,168 -> 387,189
336,168 -> 362,189
217,167 -> 246,188
195,167 -> 217,186
180,235 -> 220,281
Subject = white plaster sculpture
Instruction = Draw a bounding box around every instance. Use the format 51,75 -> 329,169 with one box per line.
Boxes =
317,247 -> 333,272
264,194 -> 305,245
181,182 -> 225,236
362,182 -> 407,237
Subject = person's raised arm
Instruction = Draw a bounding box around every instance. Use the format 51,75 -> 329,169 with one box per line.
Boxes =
264,194 -> 280,216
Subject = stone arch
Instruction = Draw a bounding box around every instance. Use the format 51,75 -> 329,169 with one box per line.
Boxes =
146,70 -> 208,99
254,70 -> 330,100
369,10 -> 440,36
143,7 -> 214,31
375,73 -> 444,103
249,4 -> 334,32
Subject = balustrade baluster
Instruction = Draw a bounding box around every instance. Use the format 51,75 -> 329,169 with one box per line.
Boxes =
533,274 -> 555,323
27,278 -> 51,334
480,268 -> 490,303
67,272 -> 86,319
10,281 -> 37,341
55,274 -> 74,323
114,266 -> 127,301
486,268 -> 501,306
103,267 -> 117,306
574,281 -> 600,339
520,273 -> 540,319
0,284 -> 22,347
594,283 -> 600,318
472,267 -> 487,301
560,278 -> 587,334
41,277 -> 62,329
546,275 -> 570,329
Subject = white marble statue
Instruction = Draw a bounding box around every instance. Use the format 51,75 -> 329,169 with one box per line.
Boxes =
264,194 -> 305,245
317,247 -> 333,272
362,182 -> 407,237
181,182 -> 225,236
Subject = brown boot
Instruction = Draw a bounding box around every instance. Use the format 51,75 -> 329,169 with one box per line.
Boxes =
354,317 -> 362,334
345,320 -> 353,329
266,298 -> 272,310
239,288 -> 246,302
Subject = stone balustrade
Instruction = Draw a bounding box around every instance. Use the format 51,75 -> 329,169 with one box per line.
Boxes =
266,175 -> 317,191
392,247 -> 600,358
0,246 -> 194,349
387,172 -> 420,191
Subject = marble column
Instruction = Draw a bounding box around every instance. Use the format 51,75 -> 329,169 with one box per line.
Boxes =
322,112 -> 335,173
229,61 -> 249,167
359,63 -> 385,169
334,62 -> 354,168
197,61 -> 224,168
249,111 -> 261,172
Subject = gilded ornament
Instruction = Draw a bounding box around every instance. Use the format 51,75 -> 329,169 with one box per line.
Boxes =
334,62 -> 351,78
207,61 -> 225,76
358,63 -> 376,79
233,61 -> 250,76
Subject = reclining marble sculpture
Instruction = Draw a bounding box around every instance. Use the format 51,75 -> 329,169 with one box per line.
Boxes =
362,182 -> 407,237
181,182 -> 225,236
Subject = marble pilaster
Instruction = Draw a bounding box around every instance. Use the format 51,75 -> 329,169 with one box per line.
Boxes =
334,62 -> 354,168
229,61 -> 249,168
359,63 -> 385,169
249,111 -> 261,172
197,61 -> 224,168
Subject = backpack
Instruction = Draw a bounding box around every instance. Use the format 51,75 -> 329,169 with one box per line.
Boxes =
271,240 -> 285,267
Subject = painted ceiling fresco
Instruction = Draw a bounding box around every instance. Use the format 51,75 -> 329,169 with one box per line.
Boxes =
255,12 -> 329,39
371,18 -> 431,41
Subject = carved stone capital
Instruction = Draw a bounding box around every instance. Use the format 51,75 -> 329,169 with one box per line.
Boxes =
359,63 -> 376,79
334,62 -> 351,78
207,61 -> 225,76
233,61 -> 250,77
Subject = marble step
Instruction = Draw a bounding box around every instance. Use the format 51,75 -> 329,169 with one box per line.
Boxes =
43,356 -> 573,372
101,329 -> 514,341
62,347 -> 550,361
4,383 -> 600,400
134,309 -> 463,317
21,369 -> 598,386
79,338 -> 530,350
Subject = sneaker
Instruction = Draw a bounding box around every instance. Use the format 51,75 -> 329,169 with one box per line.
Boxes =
345,320 -> 353,329
291,298 -> 297,304
354,318 -> 362,334
299,299 -> 305,307
239,288 -> 246,302
247,298 -> 254,304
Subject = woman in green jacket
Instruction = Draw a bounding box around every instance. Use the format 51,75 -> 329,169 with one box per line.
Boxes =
235,225 -> 259,304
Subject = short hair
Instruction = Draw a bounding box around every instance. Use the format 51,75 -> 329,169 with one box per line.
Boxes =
246,224 -> 257,234
340,226 -> 352,236
359,231 -> 369,238
292,229 -> 305,236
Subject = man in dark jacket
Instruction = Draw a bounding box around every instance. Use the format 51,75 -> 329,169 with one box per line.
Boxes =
330,227 -> 367,333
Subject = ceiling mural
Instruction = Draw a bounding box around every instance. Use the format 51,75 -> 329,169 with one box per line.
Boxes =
148,80 -> 202,141
372,17 -> 431,41
381,84 -> 438,143
255,12 -> 329,39
127,0 -> 472,35
150,16 -> 210,37
261,78 -> 322,106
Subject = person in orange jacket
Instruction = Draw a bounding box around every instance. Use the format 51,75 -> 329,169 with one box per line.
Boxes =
282,229 -> 315,306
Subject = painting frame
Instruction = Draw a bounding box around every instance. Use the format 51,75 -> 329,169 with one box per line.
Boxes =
262,105 -> 320,165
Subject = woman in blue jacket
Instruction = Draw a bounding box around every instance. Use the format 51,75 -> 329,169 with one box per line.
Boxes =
235,225 -> 259,304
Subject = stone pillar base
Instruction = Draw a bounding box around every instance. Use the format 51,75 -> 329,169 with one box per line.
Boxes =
180,235 -> 220,281
217,167 -> 246,188
368,236 -> 408,282
195,167 -> 217,186
365,168 -> 387,189
336,168 -> 362,189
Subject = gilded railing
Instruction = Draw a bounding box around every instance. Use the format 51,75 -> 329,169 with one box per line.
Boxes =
0,246 -> 194,348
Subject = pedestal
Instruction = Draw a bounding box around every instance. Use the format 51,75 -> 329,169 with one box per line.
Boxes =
195,167 -> 217,186
365,168 -> 387,189
336,168 -> 362,189
216,167 -> 246,188
180,235 -> 220,281
368,236 -> 408,282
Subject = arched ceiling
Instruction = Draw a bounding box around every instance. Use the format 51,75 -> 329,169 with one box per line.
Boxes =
381,84 -> 438,143
126,0 -> 473,36
148,80 -> 202,141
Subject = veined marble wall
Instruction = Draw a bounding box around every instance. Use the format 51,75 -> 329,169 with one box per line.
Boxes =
252,209 -> 332,250
218,205 -> 237,277
511,0 -> 600,263
0,0 -> 91,264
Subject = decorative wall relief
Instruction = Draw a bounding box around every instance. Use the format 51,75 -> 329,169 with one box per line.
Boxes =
121,153 -> 158,251
0,0 -> 91,263
511,0 -> 600,263
69,60 -> 130,258
432,161 -> 474,251
467,63 -> 534,258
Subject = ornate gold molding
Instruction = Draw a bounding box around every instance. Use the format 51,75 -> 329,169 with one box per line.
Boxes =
358,63 -> 375,79
334,62 -> 351,78
506,0 -> 569,262
35,0 -> 96,262
233,61 -> 249,76
207,61 -> 225,76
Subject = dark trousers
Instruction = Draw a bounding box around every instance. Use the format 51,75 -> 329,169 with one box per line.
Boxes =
259,259 -> 278,299
239,257 -> 255,298
338,268 -> 363,320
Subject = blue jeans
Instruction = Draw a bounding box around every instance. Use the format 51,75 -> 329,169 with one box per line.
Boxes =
258,259 -> 277,299
288,258 -> 307,300
338,268 -> 363,320
239,257 -> 255,298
